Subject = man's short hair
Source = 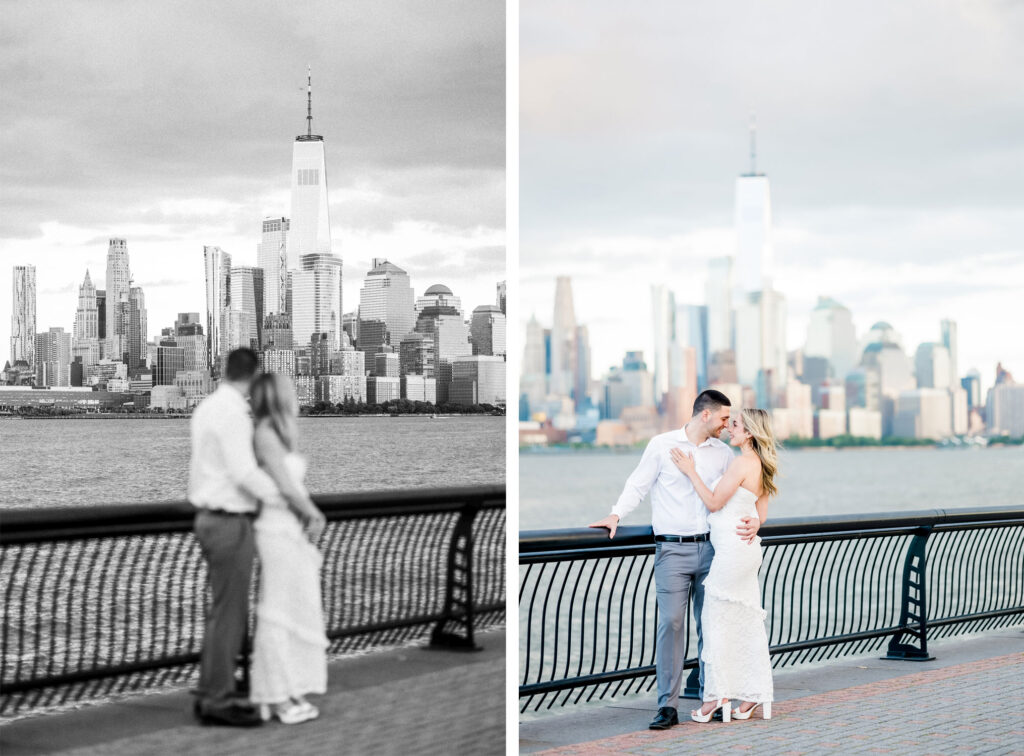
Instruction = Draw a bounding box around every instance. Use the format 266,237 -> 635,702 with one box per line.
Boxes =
224,348 -> 259,382
692,389 -> 731,416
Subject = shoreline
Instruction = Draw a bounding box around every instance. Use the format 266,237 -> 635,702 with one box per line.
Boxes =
520,442 -> 1005,454
9,412 -> 504,420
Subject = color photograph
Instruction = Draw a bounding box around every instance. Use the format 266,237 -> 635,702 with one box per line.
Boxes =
517,1 -> 1024,752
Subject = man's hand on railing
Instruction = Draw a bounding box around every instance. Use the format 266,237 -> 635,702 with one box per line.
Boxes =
588,514 -> 620,539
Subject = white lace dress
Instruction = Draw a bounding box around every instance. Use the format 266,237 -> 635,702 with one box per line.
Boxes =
249,453 -> 329,704
700,481 -> 773,704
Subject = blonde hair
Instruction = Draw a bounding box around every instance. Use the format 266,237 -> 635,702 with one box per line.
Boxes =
250,373 -> 299,452
741,408 -> 779,498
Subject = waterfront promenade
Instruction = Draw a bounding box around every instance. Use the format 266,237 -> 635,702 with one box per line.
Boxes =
2,628 -> 505,755
520,629 -> 1024,755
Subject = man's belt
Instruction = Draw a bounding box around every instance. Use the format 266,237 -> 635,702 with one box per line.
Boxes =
654,533 -> 710,543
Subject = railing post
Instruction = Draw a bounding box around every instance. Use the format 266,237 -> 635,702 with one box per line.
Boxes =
431,500 -> 481,651
884,526 -> 935,661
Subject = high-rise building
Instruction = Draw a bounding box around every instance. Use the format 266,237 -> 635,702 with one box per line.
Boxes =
470,304 -> 506,358
914,342 -> 952,390
230,266 -> 264,350
673,304 -> 708,390
292,252 -> 343,350
204,246 -> 231,376
805,297 -> 858,383
11,265 -> 37,372
257,217 -> 290,317
496,280 -> 507,314
35,327 -> 71,387
399,332 -> 436,377
357,260 -> 415,359
940,319 -> 958,389
287,68 -> 332,269
72,270 -> 100,370
734,288 -> 787,407
175,323 -> 207,373
127,286 -> 147,370
550,276 -> 576,398
262,313 -> 293,351
416,283 -> 462,317
734,118 -> 773,294
413,292 -> 472,405
705,256 -> 732,356
449,355 -> 506,407
155,337 -> 186,386
520,314 -> 547,413
651,285 -> 673,403
104,238 -> 132,361
574,324 -> 591,410
96,289 -> 106,346
961,370 -> 981,411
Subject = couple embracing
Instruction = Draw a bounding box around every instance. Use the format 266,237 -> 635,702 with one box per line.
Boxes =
188,348 -> 328,727
589,389 -> 779,728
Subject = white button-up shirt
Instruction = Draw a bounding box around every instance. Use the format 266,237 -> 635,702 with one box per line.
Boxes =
188,383 -> 283,513
611,428 -> 734,536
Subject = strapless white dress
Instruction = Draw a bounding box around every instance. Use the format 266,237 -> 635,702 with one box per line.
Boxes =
249,453 -> 328,704
700,481 -> 773,704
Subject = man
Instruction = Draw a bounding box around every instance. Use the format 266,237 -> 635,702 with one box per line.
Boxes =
188,348 -> 324,726
588,389 -> 760,730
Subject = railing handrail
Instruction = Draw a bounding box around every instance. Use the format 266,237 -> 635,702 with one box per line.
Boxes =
2,485 -> 506,544
520,505 -> 1024,555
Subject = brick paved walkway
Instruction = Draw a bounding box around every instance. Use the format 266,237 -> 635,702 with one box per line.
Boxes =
529,651 -> 1024,755
2,628 -> 505,756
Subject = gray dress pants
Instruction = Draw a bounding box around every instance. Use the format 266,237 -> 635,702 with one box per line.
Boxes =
194,509 -> 255,709
654,539 -> 714,709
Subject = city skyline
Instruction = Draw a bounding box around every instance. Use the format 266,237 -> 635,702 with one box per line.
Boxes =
520,0 -> 1024,392
0,1 -> 505,359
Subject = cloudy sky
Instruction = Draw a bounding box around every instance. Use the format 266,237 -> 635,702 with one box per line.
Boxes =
520,0 -> 1024,392
0,0 -> 505,359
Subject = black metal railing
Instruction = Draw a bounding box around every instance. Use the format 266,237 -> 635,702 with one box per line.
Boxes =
519,506 -> 1024,712
1,485 -> 505,716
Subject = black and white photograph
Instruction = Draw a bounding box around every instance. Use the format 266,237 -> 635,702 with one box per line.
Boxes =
0,1 -> 506,753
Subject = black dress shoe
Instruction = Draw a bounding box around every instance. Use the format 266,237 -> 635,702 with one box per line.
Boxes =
649,706 -> 679,730
196,702 -> 263,727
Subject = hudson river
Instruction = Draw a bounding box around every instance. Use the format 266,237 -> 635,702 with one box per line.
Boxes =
520,445 -> 1024,530
0,416 -> 505,508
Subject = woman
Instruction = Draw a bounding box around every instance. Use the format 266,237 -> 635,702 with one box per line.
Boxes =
670,408 -> 777,724
249,372 -> 329,725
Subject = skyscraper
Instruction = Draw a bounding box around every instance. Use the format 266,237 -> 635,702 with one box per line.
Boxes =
413,290 -> 471,404
35,327 -> 72,387
357,260 -> 415,360
550,276 -> 576,398
496,280 -> 507,314
230,266 -> 263,350
805,297 -> 858,383
651,285 -> 673,402
520,314 -> 547,415
72,270 -> 101,369
257,217 -> 290,317
287,67 -> 332,269
734,118 -> 773,294
705,257 -> 732,355
127,286 -> 147,370
940,319 -> 958,388
470,304 -> 507,357
105,238 -> 132,361
10,265 -> 37,370
204,246 -> 231,376
292,252 -> 343,350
